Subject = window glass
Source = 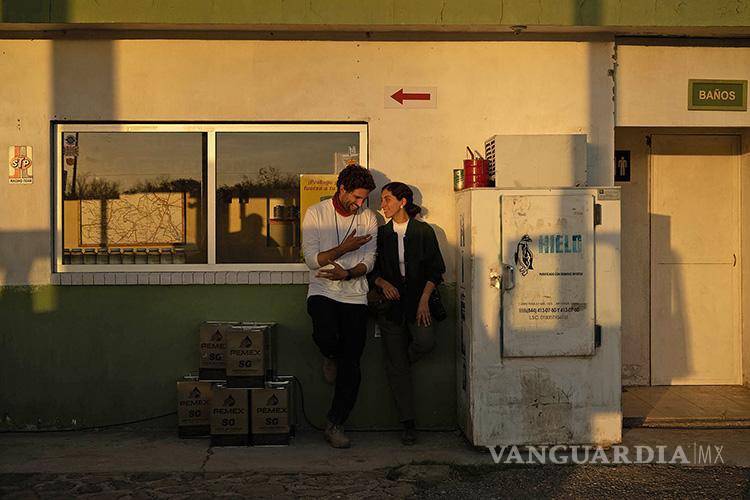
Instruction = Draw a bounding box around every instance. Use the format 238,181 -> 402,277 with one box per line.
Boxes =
61,132 -> 207,265
216,132 -> 359,263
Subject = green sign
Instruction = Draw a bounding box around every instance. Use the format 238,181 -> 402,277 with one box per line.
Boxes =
688,79 -> 747,111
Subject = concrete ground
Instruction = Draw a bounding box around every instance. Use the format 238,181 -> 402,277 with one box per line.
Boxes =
623,385 -> 750,427
3,428 -> 750,472
1,428 -> 750,498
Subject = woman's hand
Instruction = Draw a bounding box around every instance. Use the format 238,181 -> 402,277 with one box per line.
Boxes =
378,279 -> 400,300
416,296 -> 432,326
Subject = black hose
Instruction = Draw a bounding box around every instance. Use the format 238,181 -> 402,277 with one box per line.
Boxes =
0,412 -> 177,434
288,375 -> 324,431
0,378 -> 460,435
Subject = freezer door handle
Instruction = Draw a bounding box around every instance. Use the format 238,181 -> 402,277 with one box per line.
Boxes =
502,264 -> 515,291
489,269 -> 501,289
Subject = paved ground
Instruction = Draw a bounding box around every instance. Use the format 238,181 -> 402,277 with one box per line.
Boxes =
623,385 -> 750,427
1,429 -> 750,498
1,464 -> 748,499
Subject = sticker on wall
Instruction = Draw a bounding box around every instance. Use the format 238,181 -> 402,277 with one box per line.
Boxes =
8,146 -> 32,184
615,150 -> 630,182
63,133 -> 79,157
385,86 -> 437,109
514,234 -> 534,276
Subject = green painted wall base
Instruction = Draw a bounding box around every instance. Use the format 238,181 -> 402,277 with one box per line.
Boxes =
0,284 -> 456,431
2,0 -> 749,28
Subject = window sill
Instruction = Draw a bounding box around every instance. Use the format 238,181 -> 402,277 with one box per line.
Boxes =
51,271 -> 310,286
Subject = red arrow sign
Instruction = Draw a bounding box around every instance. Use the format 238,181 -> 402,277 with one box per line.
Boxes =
390,88 -> 432,105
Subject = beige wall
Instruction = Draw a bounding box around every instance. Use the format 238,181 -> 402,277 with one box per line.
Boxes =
743,130 -> 750,387
0,39 -> 615,285
617,46 -> 750,385
615,128 -> 651,385
617,45 -> 750,127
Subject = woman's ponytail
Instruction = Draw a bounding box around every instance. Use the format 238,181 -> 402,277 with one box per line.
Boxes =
404,201 -> 422,218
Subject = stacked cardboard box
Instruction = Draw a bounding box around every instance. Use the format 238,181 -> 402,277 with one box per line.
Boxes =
210,386 -> 251,446
225,323 -> 276,388
176,378 -> 213,438
198,321 -> 232,381
251,379 -> 292,446
177,321 -> 292,447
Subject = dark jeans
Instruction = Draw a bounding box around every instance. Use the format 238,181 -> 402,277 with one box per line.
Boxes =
376,312 -> 435,423
307,295 -> 368,425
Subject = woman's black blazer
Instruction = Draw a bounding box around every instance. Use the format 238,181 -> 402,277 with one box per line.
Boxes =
369,218 -> 446,322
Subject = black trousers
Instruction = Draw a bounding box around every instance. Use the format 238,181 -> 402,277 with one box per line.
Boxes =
307,295 -> 368,425
376,312 -> 435,423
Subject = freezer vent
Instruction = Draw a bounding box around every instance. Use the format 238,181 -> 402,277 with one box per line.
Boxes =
484,139 -> 496,183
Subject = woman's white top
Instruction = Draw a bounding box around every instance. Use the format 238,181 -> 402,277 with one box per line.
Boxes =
393,218 -> 409,277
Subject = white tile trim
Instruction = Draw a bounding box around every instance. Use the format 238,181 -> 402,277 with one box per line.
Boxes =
51,271 -> 310,285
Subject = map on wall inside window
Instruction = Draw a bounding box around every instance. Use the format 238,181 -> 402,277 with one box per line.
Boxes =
80,192 -> 186,246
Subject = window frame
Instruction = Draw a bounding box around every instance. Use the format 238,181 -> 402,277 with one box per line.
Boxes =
54,122 -> 369,273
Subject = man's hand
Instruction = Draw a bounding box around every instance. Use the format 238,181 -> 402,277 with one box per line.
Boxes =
316,261 -> 349,281
315,230 -> 373,267
338,230 -> 372,254
378,279 -> 400,301
416,296 -> 432,327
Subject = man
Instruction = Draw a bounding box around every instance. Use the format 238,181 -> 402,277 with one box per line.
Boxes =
301,164 -> 378,448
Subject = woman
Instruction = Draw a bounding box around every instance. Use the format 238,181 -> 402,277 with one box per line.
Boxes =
369,182 -> 446,445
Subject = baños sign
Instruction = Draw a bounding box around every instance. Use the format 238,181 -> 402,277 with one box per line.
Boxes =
688,79 -> 747,111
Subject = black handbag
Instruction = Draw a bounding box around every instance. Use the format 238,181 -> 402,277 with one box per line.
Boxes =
428,288 -> 447,322
367,287 -> 390,316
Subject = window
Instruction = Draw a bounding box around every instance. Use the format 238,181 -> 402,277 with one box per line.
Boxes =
55,123 -> 368,272
216,131 -> 360,264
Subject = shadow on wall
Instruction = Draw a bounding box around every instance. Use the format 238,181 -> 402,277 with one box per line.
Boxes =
368,171 -> 453,288
52,0 -> 116,276
0,230 -> 51,286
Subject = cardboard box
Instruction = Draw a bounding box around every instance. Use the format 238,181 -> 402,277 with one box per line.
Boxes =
250,385 -> 290,446
176,379 -> 213,438
198,321 -> 235,380
226,323 -> 276,388
210,386 -> 250,446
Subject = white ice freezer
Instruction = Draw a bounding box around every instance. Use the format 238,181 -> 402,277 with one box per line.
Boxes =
456,187 -> 621,447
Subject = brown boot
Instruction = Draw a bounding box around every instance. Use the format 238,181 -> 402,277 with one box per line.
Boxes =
324,421 -> 351,449
401,427 -> 417,446
322,357 -> 337,385
401,420 -> 417,446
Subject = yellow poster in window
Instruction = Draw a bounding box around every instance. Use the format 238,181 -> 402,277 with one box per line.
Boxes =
299,174 -> 338,225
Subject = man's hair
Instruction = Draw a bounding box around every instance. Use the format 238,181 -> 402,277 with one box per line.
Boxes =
336,164 -> 376,192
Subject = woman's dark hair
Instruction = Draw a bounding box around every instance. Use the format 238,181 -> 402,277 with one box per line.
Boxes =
382,181 -> 422,218
337,164 -> 376,192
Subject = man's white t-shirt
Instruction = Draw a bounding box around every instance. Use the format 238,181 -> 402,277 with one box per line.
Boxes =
301,198 -> 378,305
393,218 -> 409,277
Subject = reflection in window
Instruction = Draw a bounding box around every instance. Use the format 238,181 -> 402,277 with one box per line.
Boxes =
216,132 -> 359,264
61,132 -> 207,264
